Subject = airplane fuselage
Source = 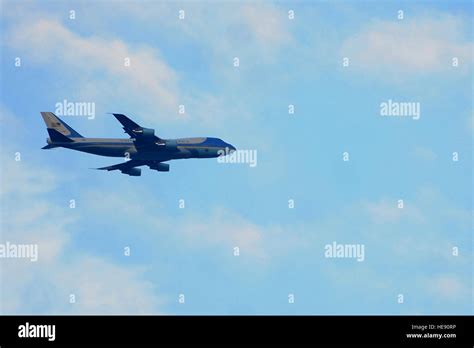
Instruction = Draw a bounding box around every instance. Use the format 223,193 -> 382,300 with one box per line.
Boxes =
47,136 -> 234,162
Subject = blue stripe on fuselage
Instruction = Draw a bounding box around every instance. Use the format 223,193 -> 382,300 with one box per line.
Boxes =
201,137 -> 226,147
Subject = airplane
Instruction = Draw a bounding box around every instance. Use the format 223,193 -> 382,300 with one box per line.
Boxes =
40,112 -> 236,176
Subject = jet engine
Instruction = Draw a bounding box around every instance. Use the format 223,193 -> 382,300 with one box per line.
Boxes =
121,167 -> 141,176
149,163 -> 170,172
164,139 -> 178,151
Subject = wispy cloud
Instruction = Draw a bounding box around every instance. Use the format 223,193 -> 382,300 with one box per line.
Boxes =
81,190 -> 296,262
425,275 -> 469,301
363,198 -> 424,224
341,14 -> 473,78
468,111 -> 474,133
7,19 -> 179,119
4,13 -> 271,129
413,147 -> 438,161
0,108 -> 165,314
116,2 -> 293,56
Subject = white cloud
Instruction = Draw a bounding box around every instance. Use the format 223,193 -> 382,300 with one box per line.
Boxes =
0,104 -> 24,133
239,3 -> 292,50
363,198 -> 424,224
81,190 -> 275,261
1,157 -> 57,197
118,2 -> 292,53
413,146 -> 437,161
180,207 -> 267,260
425,275 -> 469,301
468,111 -> 474,133
341,15 -> 473,77
0,171 -> 163,314
2,254 -> 162,314
7,19 -> 179,121
50,257 -> 161,314
308,188 -> 472,313
0,109 -> 164,314
3,3 -> 295,131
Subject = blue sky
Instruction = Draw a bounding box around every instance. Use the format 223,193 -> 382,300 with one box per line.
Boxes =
0,0 -> 472,314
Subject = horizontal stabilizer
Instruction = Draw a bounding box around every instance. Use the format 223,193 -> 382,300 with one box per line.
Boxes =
41,144 -> 58,149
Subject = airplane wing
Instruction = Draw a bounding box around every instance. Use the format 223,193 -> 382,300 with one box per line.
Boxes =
96,159 -> 145,171
96,159 -> 170,176
111,113 -> 164,144
111,114 -> 142,138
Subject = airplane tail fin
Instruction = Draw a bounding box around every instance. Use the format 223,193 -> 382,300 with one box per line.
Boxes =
47,128 -> 75,143
40,112 -> 83,141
